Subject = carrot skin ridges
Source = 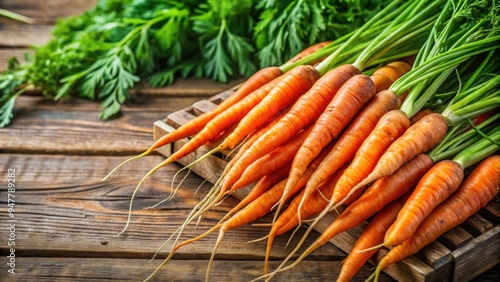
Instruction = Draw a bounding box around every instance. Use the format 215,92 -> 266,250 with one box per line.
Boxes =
378,155 -> 500,271
231,125 -> 313,191
287,74 -> 377,210
357,112 -> 449,189
301,89 -> 401,209
221,65 -> 320,150
337,198 -> 406,282
150,67 -> 282,152
283,41 -> 332,67
221,64 -> 359,192
384,160 -> 465,247
346,154 -> 434,221
330,109 -> 411,205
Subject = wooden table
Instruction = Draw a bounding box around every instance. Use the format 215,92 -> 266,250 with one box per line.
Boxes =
0,1 -> 497,281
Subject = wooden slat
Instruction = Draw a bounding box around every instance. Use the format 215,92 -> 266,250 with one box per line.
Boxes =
0,95 -> 203,155
451,226 -> 500,282
0,24 -> 53,47
0,0 -> 98,25
3,257 -> 394,282
0,154 -> 342,261
439,227 -> 473,251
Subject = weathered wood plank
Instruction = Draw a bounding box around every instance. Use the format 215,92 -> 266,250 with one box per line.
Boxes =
0,24 -> 53,47
0,95 -> 202,155
0,154 -> 343,263
0,257 -> 394,282
0,0 -> 98,25
451,226 -> 500,282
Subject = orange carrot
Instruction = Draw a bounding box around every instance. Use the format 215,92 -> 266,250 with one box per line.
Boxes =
221,109 -> 288,182
328,109 -> 410,208
409,109 -> 433,125
264,154 -> 433,277
298,89 -> 400,215
283,41 -> 333,67
160,142 -> 337,282
354,112 -> 449,191
219,64 -> 360,199
278,74 -> 376,228
370,61 -> 412,93
102,66 -> 282,180
223,162 -> 292,218
383,159 -> 465,247
182,65 -> 320,223
220,65 -> 320,150
144,161 -> 293,282
231,125 -> 313,192
265,166 -> 345,274
205,164 -> 318,281
371,155 -> 500,280
337,195 -> 408,282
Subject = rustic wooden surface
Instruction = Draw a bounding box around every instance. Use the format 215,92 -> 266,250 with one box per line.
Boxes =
0,1 -> 498,281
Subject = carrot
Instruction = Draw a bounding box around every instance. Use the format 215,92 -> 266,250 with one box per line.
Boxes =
221,109 -> 288,182
354,112 -> 449,191
179,65 -> 320,223
223,162 -> 292,220
155,142 -> 337,282
337,195 -> 408,282
370,155 -> 500,281
143,161 -> 294,282
277,73 -> 377,229
219,64 -> 360,201
264,166 -> 345,274
102,66 -> 283,180
383,159 -> 464,247
298,89 -> 401,215
220,65 -> 320,150
370,61 -> 412,93
205,164 -> 318,281
283,41 -> 333,67
230,125 -> 313,192
263,153 -> 433,278
115,74 -> 286,235
329,109 -> 411,209
409,108 -> 433,125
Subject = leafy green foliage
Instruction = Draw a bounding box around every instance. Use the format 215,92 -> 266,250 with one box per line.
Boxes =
0,58 -> 28,127
0,0 -> 383,127
254,0 -> 385,68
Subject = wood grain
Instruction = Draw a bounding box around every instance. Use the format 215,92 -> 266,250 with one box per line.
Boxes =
1,257 -> 394,282
0,0 -> 98,25
0,154 -> 342,261
0,24 -> 53,47
0,95 -> 202,155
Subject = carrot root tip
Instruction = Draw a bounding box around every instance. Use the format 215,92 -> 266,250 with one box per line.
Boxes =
356,242 -> 385,253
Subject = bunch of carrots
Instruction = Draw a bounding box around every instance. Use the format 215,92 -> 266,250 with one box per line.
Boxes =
103,0 -> 500,281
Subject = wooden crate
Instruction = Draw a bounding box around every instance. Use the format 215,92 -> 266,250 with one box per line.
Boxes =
153,88 -> 499,282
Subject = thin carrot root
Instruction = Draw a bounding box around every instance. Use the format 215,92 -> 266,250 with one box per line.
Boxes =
206,227 -> 227,282
355,242 -> 385,253
102,150 -> 150,181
